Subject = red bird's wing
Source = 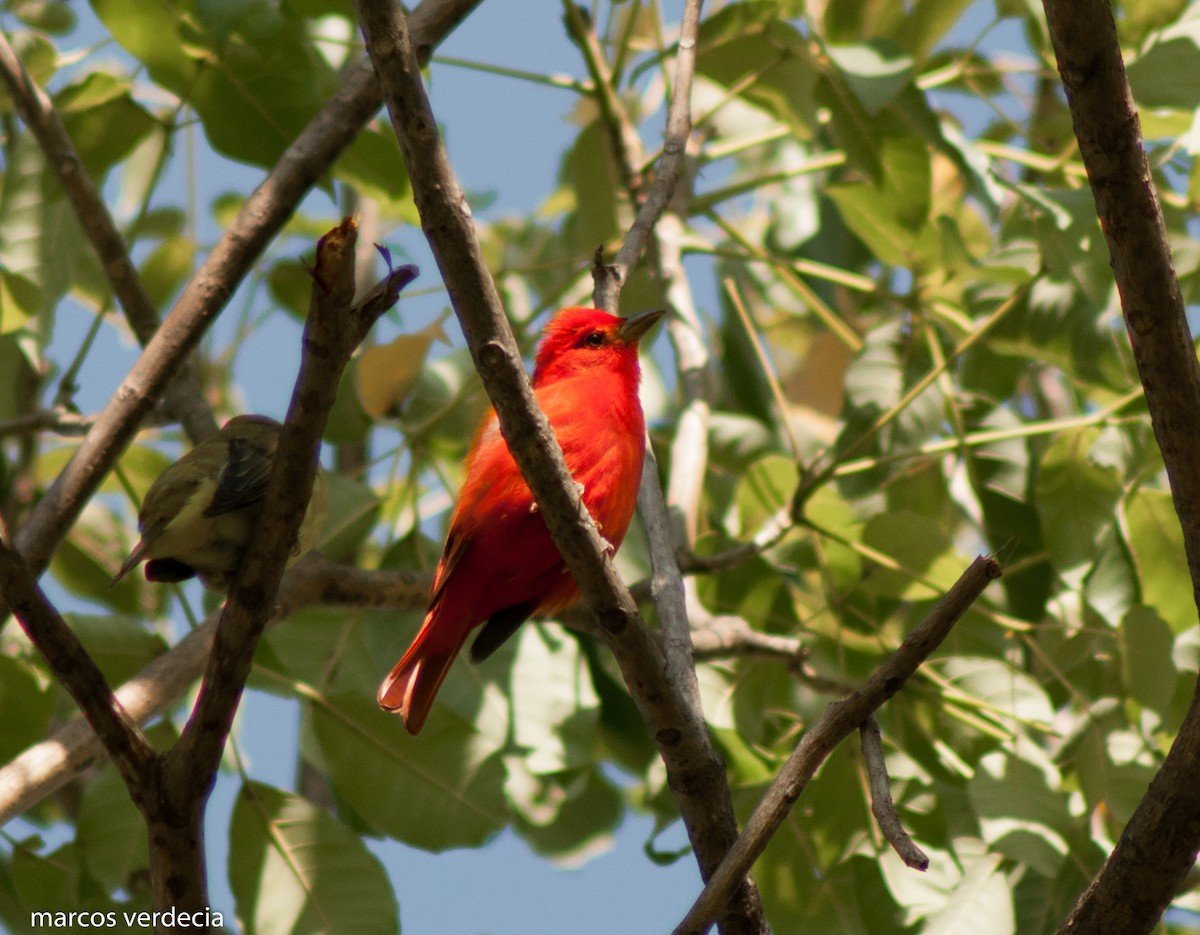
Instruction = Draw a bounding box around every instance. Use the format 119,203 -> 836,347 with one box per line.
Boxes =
377,412 -> 565,734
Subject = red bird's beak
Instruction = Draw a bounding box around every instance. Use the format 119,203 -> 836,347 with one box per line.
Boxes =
617,308 -> 666,345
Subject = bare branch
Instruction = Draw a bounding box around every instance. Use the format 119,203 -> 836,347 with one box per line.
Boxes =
0,515 -> 156,805
860,715 -> 928,871
689,615 -> 804,664
0,409 -> 98,440
674,556 -> 1001,935
0,555 -> 430,827
170,225 -> 415,788
569,0 -> 713,725
354,4 -> 765,933
132,225 -> 415,913
1041,0 -> 1200,930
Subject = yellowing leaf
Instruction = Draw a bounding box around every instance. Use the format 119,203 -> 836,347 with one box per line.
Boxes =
355,312 -> 450,418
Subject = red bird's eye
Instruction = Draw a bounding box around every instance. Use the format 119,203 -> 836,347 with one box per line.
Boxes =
584,331 -> 606,348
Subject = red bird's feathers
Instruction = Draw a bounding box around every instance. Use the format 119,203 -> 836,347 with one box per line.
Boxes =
377,307 -> 663,735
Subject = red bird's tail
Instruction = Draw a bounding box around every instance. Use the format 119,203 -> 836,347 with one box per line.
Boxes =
377,616 -> 460,735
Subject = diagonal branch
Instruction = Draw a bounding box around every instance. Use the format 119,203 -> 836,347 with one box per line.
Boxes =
353,4 -> 763,933
673,556 -> 1001,935
0,515 -> 156,802
170,227 -> 416,788
0,556 -> 430,827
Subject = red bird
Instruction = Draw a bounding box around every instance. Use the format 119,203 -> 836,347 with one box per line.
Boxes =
378,307 -> 664,735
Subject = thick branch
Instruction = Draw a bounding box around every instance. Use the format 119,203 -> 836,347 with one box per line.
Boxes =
1043,0 -> 1200,931
0,556 -> 429,827
354,5 -> 764,933
572,5 -> 764,928
674,556 -> 1001,935
0,519 -> 155,803
169,226 -> 415,790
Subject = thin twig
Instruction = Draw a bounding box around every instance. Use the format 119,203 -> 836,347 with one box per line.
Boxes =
860,715 -> 929,870
0,409 -> 98,439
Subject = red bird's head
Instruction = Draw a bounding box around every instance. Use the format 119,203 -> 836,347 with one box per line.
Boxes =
532,307 -> 665,387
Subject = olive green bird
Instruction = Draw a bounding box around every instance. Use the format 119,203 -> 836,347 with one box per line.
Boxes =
112,415 -> 328,591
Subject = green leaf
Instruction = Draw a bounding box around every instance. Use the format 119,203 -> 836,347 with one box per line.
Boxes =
967,746 -> 1071,878
62,614 -> 169,688
315,471 -> 379,561
0,654 -> 54,763
1034,427 -> 1123,587
862,509 -> 964,600
1122,487 -> 1194,633
12,841 -> 82,913
1076,722 -> 1158,826
138,235 -> 195,309
94,0 -> 337,170
923,848 -> 1014,935
939,657 -> 1055,729
55,71 -> 157,177
894,0 -> 976,61
91,0 -> 199,90
734,453 -> 796,532
1128,33 -> 1200,109
229,781 -> 398,935
507,766 -> 623,861
509,624 -> 600,775
804,485 -> 863,589
77,767 -> 149,891
694,2 -> 818,138
266,260 -> 312,321
304,689 -> 508,851
335,127 -> 415,220
0,269 -> 42,334
564,120 -> 621,255
827,41 -> 914,116
1120,605 -> 1177,717
825,135 -> 935,266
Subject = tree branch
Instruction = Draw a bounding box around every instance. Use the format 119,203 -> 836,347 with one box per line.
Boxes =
139,223 -> 414,915
0,555 -> 430,827
0,516 -> 156,803
1042,0 -> 1200,930
170,226 -> 415,787
569,5 -> 766,928
354,4 -> 764,933
673,556 -> 1001,935
860,715 -> 928,871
